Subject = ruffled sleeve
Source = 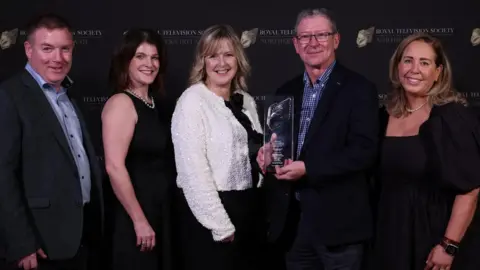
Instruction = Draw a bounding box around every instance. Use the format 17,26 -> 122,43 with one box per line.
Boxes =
420,102 -> 480,194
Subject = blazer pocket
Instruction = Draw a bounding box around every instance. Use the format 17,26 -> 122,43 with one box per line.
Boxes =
27,198 -> 50,209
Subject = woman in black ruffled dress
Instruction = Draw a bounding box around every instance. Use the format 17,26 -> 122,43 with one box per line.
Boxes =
372,32 -> 480,270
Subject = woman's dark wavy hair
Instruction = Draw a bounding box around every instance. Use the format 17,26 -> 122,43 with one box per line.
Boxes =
108,28 -> 167,96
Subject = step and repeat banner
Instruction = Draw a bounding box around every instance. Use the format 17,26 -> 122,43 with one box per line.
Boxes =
0,0 -> 479,155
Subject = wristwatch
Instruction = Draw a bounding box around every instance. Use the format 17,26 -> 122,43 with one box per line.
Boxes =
440,237 -> 460,256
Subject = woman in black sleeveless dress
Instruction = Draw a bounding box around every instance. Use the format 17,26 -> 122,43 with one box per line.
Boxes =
102,29 -> 175,270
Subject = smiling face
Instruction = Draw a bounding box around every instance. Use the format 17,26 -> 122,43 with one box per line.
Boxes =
293,15 -> 339,69
204,38 -> 238,89
128,42 -> 160,88
24,27 -> 74,88
398,40 -> 442,96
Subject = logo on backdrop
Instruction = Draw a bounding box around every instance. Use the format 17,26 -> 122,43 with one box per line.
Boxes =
240,28 -> 259,48
156,29 -> 204,45
72,29 -> 103,45
471,28 -> 480,46
356,27 -> 375,48
356,26 -> 455,48
0,28 -> 19,50
378,93 -> 388,107
459,92 -> 480,106
83,96 -> 109,111
240,28 -> 295,48
0,28 -> 102,49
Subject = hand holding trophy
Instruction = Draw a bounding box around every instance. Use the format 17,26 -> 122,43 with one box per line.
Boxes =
257,133 -> 276,174
257,96 -> 294,173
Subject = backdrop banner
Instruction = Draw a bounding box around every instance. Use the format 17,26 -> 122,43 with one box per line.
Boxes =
1,1 -> 479,155
0,1 -> 479,269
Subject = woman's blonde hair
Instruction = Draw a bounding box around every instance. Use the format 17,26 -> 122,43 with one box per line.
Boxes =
188,24 -> 251,92
387,32 -> 466,117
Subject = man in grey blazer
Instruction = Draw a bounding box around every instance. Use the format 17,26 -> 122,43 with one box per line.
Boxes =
0,13 -> 104,270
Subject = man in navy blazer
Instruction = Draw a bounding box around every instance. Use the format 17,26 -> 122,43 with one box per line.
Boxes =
258,8 -> 379,270
0,13 -> 103,270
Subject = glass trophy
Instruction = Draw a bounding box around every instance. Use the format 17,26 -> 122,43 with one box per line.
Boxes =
263,96 -> 294,173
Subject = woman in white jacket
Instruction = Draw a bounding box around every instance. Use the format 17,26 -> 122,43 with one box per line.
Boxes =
171,24 -> 265,270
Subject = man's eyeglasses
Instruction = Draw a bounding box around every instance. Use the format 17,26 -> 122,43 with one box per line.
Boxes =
295,32 -> 336,44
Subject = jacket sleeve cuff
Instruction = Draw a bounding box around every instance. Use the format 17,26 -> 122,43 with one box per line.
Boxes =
211,225 -> 236,242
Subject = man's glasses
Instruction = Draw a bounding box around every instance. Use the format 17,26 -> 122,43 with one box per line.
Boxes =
295,32 -> 336,44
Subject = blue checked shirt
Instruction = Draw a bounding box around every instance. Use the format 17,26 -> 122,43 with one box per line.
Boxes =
25,63 -> 91,204
296,61 -> 336,158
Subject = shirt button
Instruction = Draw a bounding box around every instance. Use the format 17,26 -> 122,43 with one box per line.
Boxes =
64,115 -> 68,118
70,135 -> 74,138
81,176 -> 84,179
77,154 -> 81,158
312,94 -> 316,98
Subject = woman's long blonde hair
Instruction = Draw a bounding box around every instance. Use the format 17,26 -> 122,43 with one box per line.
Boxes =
188,24 -> 251,92
387,32 -> 466,117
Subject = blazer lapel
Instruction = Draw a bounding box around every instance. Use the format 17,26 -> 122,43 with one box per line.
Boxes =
300,64 -> 346,156
21,71 -> 77,170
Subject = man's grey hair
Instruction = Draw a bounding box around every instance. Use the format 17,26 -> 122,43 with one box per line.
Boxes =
294,8 -> 338,34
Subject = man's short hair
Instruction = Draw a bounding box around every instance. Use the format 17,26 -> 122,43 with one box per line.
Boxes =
25,13 -> 72,41
294,8 -> 338,34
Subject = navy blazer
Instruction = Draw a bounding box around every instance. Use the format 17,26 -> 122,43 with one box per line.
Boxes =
0,70 -> 104,263
264,63 -> 379,246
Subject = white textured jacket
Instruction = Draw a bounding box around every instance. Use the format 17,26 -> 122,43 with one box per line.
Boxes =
171,82 -> 262,241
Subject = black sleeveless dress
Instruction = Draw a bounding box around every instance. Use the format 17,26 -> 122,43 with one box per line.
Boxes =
111,92 -> 176,270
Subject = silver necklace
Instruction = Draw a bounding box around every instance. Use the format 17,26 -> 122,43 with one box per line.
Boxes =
406,101 -> 428,113
125,89 -> 155,109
